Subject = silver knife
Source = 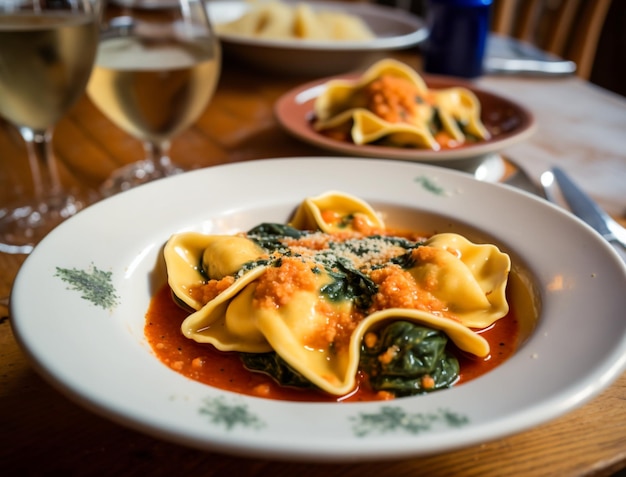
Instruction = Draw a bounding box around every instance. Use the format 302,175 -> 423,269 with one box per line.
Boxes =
551,166 -> 626,251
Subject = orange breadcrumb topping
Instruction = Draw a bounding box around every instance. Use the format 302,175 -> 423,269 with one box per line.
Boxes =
375,390 -> 396,400
368,264 -> 451,318
378,344 -> 400,365
351,214 -> 379,235
309,299 -> 363,352
253,257 -> 317,309
421,375 -> 436,390
321,209 -> 343,225
364,331 -> 378,349
365,74 -> 432,125
191,275 -> 235,304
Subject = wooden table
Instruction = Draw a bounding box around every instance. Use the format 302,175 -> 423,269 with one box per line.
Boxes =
1,52 -> 625,476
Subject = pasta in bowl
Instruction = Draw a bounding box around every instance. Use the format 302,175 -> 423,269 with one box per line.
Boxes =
157,191 -> 532,401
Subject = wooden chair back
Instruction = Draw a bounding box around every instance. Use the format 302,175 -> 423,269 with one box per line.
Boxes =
490,0 -> 612,79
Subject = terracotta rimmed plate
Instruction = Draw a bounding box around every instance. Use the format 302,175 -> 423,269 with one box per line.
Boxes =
206,0 -> 427,76
10,157 -> 626,462
275,73 -> 537,163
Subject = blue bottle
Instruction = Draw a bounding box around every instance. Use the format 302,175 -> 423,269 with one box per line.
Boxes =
423,0 -> 493,78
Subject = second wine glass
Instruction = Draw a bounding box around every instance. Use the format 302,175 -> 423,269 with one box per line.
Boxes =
87,0 -> 221,196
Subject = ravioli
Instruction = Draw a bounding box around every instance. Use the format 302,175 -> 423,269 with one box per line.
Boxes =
215,1 -> 374,42
412,233 -> 510,329
163,192 -> 511,396
164,232 -> 266,310
313,58 -> 490,150
289,190 -> 384,233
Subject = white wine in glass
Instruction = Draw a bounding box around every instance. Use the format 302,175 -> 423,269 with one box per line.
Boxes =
0,1 -> 101,254
88,0 -> 221,196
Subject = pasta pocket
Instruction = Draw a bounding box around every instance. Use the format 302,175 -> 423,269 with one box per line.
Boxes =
313,59 -> 491,150
289,190 -> 384,233
163,192 -> 511,397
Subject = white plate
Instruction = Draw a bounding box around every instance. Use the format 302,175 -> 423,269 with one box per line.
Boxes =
11,157 -> 626,462
205,0 -> 427,76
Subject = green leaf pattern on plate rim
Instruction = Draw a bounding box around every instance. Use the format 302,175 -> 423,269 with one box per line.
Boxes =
199,396 -> 266,430
196,396 -> 469,437
351,406 -> 469,437
55,263 -> 119,311
415,175 -> 448,196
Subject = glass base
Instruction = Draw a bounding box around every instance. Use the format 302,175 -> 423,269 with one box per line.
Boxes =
0,192 -> 92,254
100,158 -> 183,198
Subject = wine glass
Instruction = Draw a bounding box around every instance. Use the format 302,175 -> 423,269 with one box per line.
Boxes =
0,0 -> 102,254
87,0 -> 221,197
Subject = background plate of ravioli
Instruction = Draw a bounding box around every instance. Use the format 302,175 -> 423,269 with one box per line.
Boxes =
205,0 -> 427,76
10,157 -> 626,462
275,73 -> 537,164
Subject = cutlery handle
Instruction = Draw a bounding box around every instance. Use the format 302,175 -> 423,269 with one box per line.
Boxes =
551,167 -> 626,261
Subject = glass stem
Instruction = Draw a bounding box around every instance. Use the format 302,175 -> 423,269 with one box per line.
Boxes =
19,127 -> 61,201
144,140 -> 173,177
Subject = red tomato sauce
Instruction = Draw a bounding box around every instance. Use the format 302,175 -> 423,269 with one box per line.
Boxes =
145,283 -> 519,402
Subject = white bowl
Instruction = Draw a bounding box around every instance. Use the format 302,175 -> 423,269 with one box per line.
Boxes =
11,157 -> 626,462
206,0 -> 427,76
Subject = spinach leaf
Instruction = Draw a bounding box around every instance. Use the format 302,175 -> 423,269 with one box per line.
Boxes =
360,321 -> 459,396
335,213 -> 356,229
240,352 -> 314,389
388,251 -> 417,269
430,107 -> 444,134
247,222 -> 305,238
457,120 -> 481,142
320,258 -> 377,310
247,223 -> 306,252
